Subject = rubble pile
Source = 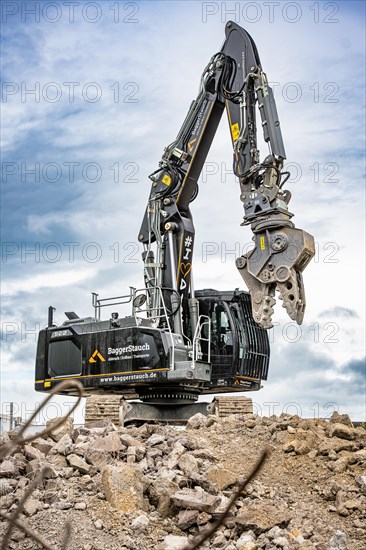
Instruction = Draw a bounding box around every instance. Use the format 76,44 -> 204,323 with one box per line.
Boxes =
0,411 -> 365,549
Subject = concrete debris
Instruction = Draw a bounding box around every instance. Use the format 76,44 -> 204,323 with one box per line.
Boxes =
328,423 -> 356,441
147,475 -> 179,518
75,501 -> 87,510
102,463 -> 145,512
94,519 -> 103,530
0,411 -> 365,549
0,459 -> 17,477
329,412 -> 353,427
205,466 -> 238,491
171,487 -> 221,513
131,514 -> 149,532
146,433 -> 165,446
355,475 -> 366,494
186,412 -> 208,429
30,437 -> 53,456
177,509 -> 200,530
66,454 -> 91,474
53,433 -> 73,456
235,502 -> 292,533
157,534 -> 190,549
91,432 -> 124,453
46,415 -> 74,442
23,444 -> 45,461
22,498 -> 42,516
0,479 -> 14,496
329,530 -> 347,550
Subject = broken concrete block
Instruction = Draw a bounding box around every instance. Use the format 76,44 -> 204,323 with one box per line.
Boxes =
54,434 -> 73,456
156,535 -> 189,550
355,475 -> 366,494
171,487 -> 220,513
24,444 -> 45,461
206,466 -> 238,492
119,433 -> 144,448
148,477 -> 179,518
46,416 -> 74,442
91,432 -> 124,453
166,442 -> 186,469
177,452 -> 199,475
31,438 -> 53,456
84,448 -> 109,471
102,463 -> 145,512
47,454 -> 68,470
131,514 -> 149,532
23,498 -> 42,517
187,413 -> 207,429
146,433 -> 165,446
329,530 -> 347,550
0,460 -> 17,478
328,423 -> 356,441
177,509 -> 199,530
329,412 -> 353,427
67,454 -> 91,474
353,449 -> 366,462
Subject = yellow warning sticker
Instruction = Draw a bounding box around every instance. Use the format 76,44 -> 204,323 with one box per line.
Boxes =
188,138 -> 197,153
231,123 -> 240,141
44,381 -> 51,388
162,174 -> 171,186
259,236 -> 266,250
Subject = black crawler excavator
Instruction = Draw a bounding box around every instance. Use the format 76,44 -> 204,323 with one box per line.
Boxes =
35,21 -> 315,423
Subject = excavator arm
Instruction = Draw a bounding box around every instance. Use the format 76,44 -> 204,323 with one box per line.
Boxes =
138,21 -> 315,329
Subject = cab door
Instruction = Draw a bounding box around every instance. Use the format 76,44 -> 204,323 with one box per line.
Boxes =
198,298 -> 238,387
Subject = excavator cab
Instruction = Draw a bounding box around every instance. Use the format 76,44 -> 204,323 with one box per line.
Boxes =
194,290 -> 269,392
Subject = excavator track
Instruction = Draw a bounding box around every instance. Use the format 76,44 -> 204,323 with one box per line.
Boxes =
212,396 -> 253,419
84,394 -> 253,425
85,394 -> 121,425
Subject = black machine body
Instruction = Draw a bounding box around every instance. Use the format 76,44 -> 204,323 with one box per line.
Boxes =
35,289 -> 269,402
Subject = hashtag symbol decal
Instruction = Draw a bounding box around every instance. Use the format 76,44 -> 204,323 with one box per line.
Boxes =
184,236 -> 193,247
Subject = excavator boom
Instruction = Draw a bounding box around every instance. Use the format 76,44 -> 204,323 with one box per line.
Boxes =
138,21 -> 315,329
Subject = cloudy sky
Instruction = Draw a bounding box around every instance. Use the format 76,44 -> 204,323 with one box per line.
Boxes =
1,0 -> 365,425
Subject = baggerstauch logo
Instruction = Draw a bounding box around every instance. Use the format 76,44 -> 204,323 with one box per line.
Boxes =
89,349 -> 106,363
108,343 -> 150,356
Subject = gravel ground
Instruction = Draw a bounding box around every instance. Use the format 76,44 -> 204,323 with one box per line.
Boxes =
0,410 -> 365,549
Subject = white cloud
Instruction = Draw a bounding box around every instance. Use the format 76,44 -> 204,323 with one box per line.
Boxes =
2,267 -> 95,297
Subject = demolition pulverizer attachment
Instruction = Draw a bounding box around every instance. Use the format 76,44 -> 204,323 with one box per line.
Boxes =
236,226 -> 315,329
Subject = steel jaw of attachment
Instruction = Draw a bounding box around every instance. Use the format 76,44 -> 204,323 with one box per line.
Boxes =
236,226 -> 315,329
